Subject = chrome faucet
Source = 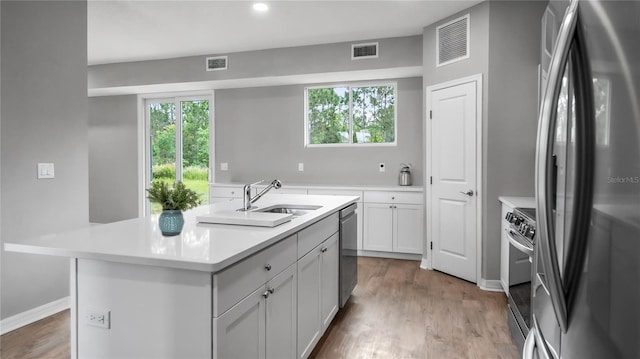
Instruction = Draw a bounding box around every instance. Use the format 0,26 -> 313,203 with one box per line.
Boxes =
240,179 -> 282,211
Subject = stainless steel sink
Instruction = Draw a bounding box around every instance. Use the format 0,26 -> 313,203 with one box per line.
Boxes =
253,204 -> 322,217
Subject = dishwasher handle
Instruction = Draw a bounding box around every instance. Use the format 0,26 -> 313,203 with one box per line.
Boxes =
340,203 -> 357,219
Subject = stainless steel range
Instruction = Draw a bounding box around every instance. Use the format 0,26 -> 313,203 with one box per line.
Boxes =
504,207 -> 535,350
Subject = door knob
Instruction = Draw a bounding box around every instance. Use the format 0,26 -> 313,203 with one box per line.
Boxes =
460,190 -> 474,197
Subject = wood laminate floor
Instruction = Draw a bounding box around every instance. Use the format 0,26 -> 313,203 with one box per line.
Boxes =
0,257 -> 518,359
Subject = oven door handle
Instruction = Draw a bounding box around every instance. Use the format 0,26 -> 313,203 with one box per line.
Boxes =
506,229 -> 534,258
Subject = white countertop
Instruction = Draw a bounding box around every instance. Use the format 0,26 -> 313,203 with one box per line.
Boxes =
593,203 -> 640,229
498,196 -> 536,209
4,195 -> 358,273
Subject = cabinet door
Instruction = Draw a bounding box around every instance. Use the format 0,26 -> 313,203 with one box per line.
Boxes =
363,203 -> 393,252
266,264 -> 297,359
320,233 -> 339,332
214,286 -> 266,359
394,204 -> 424,254
297,247 -> 322,359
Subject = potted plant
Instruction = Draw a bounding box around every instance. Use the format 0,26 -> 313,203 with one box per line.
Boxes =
146,180 -> 201,236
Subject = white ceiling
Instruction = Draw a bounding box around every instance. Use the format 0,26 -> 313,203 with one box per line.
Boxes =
88,0 -> 484,66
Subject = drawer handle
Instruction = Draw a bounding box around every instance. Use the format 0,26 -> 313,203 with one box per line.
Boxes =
264,264 -> 272,271
392,196 -> 395,200
262,290 -> 270,299
320,247 -> 328,253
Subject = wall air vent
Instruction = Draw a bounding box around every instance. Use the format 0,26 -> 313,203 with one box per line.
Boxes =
436,14 -> 470,67
351,42 -> 379,60
206,56 -> 228,71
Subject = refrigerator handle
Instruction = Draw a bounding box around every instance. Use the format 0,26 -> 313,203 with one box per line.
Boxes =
533,314 -> 557,359
523,327 -> 536,359
535,0 -> 580,334
562,12 -> 596,320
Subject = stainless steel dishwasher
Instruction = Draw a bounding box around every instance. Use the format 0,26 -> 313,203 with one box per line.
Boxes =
339,203 -> 358,307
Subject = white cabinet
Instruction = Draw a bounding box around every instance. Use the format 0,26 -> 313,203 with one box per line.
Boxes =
363,191 -> 424,255
266,265 -> 298,359
363,204 -> 394,251
500,203 -> 513,295
214,286 -> 266,359
214,264 -> 297,359
210,185 -> 244,204
394,204 -> 424,254
297,232 -> 339,359
320,233 -> 339,330
297,243 -> 322,359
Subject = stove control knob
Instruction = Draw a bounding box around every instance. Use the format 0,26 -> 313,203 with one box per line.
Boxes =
526,227 -> 536,239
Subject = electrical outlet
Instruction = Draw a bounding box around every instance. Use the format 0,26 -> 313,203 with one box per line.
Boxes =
220,162 -> 229,171
85,309 -> 110,329
37,163 -> 55,179
298,163 -> 304,171
379,163 -> 386,172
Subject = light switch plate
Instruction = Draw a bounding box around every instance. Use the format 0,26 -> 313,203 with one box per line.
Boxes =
37,163 -> 55,179
298,163 -> 304,171
220,163 -> 229,171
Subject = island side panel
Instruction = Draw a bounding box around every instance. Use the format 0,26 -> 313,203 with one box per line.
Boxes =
76,259 -> 212,358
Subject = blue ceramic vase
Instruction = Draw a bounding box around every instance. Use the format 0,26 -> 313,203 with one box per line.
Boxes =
158,210 -> 184,236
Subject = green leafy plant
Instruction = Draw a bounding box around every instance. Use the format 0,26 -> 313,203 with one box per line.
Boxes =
146,181 -> 201,211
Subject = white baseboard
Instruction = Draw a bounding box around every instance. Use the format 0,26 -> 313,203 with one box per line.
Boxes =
419,258 -> 429,269
357,250 -> 421,261
0,296 -> 70,335
478,279 -> 504,292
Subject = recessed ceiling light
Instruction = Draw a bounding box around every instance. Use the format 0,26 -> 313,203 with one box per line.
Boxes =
253,3 -> 269,12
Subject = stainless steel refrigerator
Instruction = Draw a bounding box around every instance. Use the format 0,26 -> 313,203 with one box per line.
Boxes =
529,0 -> 640,358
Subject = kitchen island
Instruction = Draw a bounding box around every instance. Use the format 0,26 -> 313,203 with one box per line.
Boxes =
5,194 -> 358,359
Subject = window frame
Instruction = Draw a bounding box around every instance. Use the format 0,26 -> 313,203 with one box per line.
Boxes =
304,81 -> 398,148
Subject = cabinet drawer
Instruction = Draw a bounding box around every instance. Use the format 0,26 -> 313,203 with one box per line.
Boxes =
298,213 -> 339,259
213,235 -> 296,317
363,191 -> 423,205
262,234 -> 297,281
211,187 -> 243,198
307,189 -> 363,200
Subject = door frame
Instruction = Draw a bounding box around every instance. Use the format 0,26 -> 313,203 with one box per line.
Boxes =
423,74 -> 483,285
137,90 -> 215,216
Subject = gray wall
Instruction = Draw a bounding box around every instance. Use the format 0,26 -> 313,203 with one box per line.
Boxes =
88,35 -> 424,221
422,1 -> 544,282
89,95 -> 139,223
88,35 -> 422,91
214,77 -> 423,185
0,1 -> 89,319
485,1 -> 545,280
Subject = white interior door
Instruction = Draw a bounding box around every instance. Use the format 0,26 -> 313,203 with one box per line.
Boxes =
428,77 -> 480,283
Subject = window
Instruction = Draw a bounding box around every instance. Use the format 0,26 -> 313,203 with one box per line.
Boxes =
145,95 -> 212,214
305,83 -> 397,146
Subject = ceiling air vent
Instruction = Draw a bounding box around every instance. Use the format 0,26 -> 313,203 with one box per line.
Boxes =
352,42 -> 379,60
437,14 -> 470,67
206,56 -> 228,71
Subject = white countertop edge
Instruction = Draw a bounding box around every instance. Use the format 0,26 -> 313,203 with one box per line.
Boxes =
498,196 -> 536,209
211,182 -> 424,192
4,195 -> 358,273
